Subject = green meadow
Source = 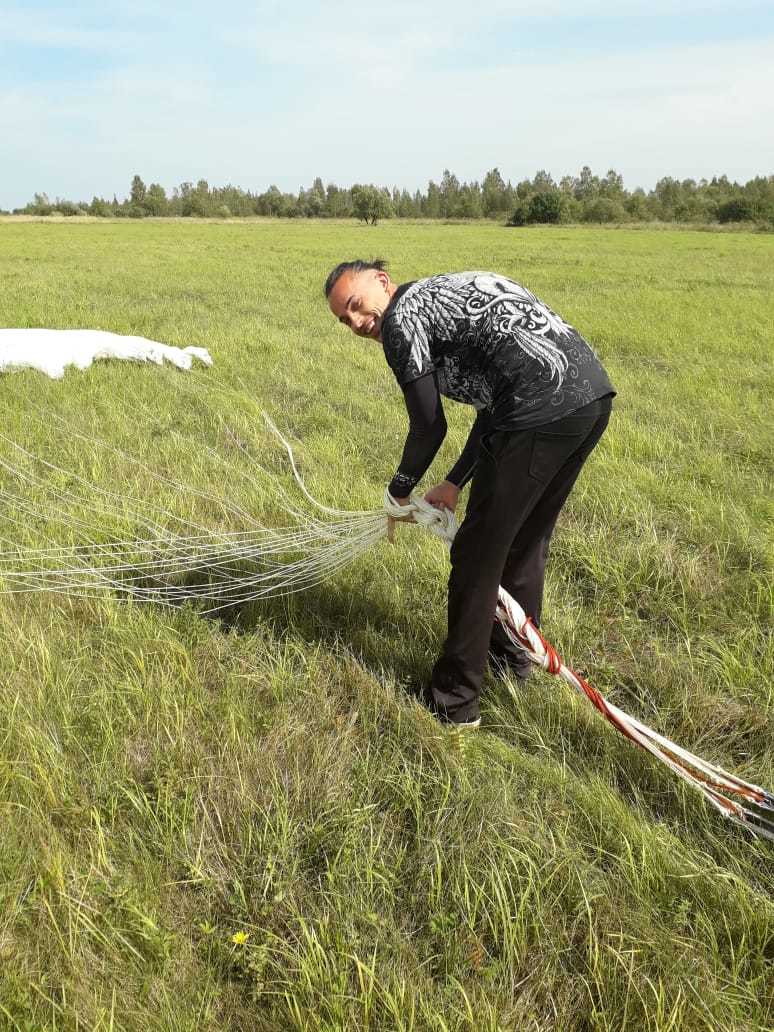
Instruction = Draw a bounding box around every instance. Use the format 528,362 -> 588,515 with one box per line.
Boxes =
0,219 -> 772,1031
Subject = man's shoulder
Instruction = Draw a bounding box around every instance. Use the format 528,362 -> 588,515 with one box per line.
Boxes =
381,280 -> 421,342
389,271 -> 529,307
384,272 -> 480,324
383,271 -> 540,341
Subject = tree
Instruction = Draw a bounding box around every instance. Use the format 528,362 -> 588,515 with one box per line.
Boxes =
130,175 -> 146,205
559,197 -> 583,223
19,164 -> 771,226
396,189 -> 417,218
599,169 -> 624,198
351,185 -> 393,225
176,180 -> 208,217
325,183 -> 352,218
26,192 -> 52,215
424,180 -> 441,218
55,199 -> 79,217
457,182 -> 482,218
439,169 -> 460,217
255,185 -> 287,216
298,184 -> 324,217
184,194 -> 206,217
531,169 -> 556,194
89,196 -> 110,217
482,167 -> 507,217
574,165 -> 600,201
653,176 -> 682,215
624,190 -> 648,221
144,183 -> 168,216
302,177 -> 326,217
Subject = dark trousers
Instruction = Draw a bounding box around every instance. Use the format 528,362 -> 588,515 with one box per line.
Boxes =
429,398 -> 612,722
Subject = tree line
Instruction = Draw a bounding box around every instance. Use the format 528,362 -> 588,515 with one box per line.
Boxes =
10,167 -> 774,226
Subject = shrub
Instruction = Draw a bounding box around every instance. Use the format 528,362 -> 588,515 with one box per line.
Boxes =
717,198 -> 758,222
527,190 -> 563,224
583,198 -> 627,223
215,205 -> 232,219
26,193 -> 53,216
559,197 -> 583,223
506,201 -> 529,226
624,193 -> 648,220
182,195 -> 207,217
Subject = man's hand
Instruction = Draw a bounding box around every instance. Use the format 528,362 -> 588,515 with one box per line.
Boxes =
387,495 -> 415,543
424,480 -> 461,513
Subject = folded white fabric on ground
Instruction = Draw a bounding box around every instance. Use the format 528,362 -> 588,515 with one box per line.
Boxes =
0,329 -> 213,379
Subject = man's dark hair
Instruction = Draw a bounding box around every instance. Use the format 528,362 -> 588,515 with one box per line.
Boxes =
323,258 -> 388,298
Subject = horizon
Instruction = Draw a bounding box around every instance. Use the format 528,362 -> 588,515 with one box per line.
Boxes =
9,163 -> 773,213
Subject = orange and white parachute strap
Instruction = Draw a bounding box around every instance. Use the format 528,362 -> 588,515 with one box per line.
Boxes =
384,490 -> 774,844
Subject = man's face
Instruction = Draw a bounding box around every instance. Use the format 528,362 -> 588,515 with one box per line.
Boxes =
327,269 -> 391,341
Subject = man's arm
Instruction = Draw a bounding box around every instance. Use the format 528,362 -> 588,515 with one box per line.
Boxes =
423,409 -> 487,512
387,372 -> 447,501
445,409 -> 487,489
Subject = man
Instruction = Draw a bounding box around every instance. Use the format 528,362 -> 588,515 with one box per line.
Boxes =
325,259 -> 614,728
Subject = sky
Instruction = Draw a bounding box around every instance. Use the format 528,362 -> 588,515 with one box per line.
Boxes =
1,0 -> 773,209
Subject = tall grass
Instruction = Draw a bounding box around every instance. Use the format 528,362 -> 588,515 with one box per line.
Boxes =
0,220 -> 772,1030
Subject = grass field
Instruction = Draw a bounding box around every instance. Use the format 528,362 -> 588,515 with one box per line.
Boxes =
0,219 -> 772,1031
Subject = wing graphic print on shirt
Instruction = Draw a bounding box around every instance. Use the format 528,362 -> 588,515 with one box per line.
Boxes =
387,273 -> 570,389
381,270 -> 615,462
388,277 -> 468,380
465,274 -> 570,385
467,275 -> 573,337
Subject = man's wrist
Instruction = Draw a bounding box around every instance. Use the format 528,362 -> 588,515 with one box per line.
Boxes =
388,472 -> 419,498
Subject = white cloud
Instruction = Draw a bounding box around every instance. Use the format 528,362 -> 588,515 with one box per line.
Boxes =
1,26 -> 772,207
284,37 -> 774,180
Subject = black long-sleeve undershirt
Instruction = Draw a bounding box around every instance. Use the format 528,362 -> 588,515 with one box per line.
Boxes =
446,408 -> 487,488
387,372 -> 486,498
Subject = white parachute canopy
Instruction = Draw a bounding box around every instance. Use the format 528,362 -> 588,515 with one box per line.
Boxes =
0,329 -> 212,379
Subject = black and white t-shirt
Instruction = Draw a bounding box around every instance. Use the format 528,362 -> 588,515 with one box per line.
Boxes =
381,272 -> 615,497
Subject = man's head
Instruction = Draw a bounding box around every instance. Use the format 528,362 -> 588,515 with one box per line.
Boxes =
325,259 -> 396,341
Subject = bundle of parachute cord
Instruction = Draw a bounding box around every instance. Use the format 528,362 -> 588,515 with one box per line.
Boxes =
0,411 -> 772,844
